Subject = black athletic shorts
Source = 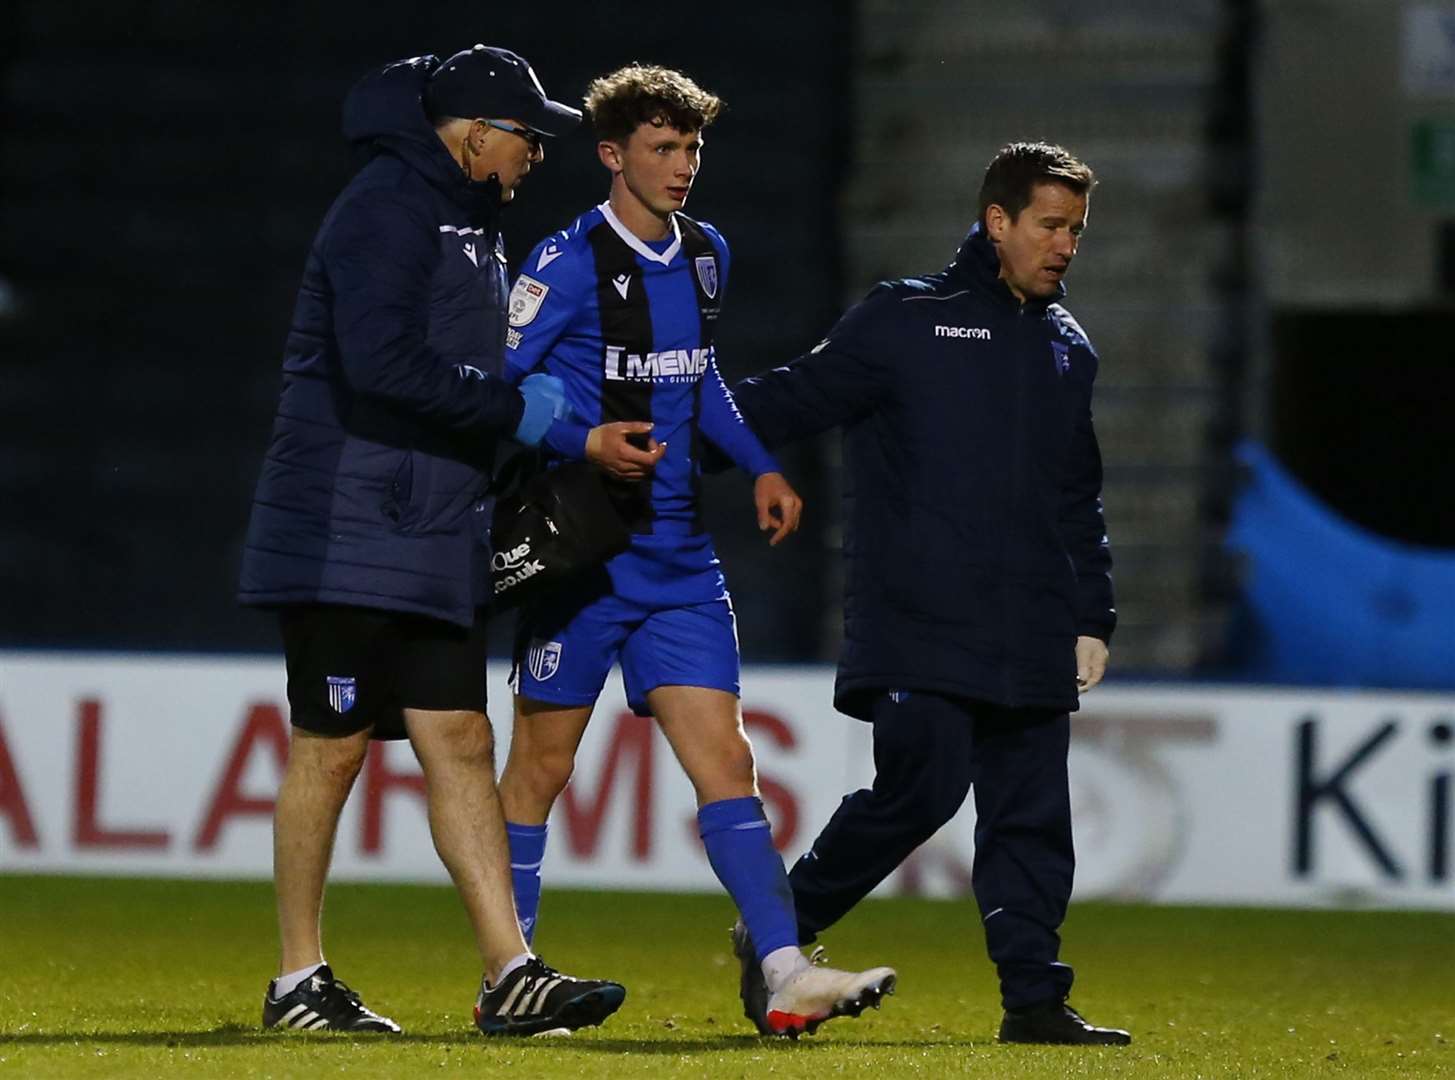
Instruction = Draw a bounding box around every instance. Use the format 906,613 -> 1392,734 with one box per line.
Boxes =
278,604 -> 489,740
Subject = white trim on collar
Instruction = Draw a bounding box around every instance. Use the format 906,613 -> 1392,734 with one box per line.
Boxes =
597,201 -> 681,265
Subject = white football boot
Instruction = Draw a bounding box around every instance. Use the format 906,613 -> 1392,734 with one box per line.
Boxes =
764,948 -> 897,1037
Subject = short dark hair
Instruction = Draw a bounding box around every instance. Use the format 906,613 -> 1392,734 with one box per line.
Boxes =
976,142 -> 1095,227
584,64 -> 723,142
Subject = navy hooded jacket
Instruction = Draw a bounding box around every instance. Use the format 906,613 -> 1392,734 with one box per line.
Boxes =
731,224 -> 1115,718
239,56 -> 528,627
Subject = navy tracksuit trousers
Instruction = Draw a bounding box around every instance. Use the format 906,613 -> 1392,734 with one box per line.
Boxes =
788,690 -> 1075,1010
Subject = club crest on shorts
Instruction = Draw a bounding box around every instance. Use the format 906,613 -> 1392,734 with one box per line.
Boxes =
326,676 -> 357,714
527,639 -> 562,682
694,255 -> 718,299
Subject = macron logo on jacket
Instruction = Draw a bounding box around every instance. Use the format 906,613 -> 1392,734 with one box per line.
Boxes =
935,324 -> 992,340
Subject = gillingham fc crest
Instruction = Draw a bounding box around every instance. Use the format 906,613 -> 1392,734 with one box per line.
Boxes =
527,640 -> 562,682
694,255 -> 718,299
326,676 -> 357,714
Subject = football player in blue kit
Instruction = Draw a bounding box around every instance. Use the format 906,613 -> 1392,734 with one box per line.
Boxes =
495,64 -> 896,1037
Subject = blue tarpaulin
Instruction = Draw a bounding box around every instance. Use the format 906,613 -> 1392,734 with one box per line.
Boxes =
1225,441 -> 1455,688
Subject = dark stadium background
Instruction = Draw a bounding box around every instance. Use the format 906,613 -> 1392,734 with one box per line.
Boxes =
0,2 -> 851,659
3,0 -> 1452,688
3,7 -> 1453,1076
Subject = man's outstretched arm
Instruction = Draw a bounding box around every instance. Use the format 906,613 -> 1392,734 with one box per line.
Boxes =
727,286 -> 900,451
698,355 -> 801,544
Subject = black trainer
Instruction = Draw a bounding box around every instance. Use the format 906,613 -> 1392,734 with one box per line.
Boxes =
262,965 -> 401,1033
998,999 -> 1131,1045
730,920 -> 773,1035
474,956 -> 626,1036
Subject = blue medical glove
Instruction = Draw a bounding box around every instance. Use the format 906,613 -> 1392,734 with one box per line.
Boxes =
514,373 -> 571,446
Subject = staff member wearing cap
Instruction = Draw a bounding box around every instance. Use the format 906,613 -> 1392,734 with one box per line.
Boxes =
240,45 -> 653,1037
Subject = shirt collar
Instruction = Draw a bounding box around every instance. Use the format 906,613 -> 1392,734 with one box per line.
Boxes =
598,201 -> 682,265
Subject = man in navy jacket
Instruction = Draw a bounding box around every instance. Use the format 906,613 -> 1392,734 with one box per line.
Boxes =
726,143 -> 1129,1045
240,46 -> 655,1037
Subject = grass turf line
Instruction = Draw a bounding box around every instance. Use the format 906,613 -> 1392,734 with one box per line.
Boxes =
0,875 -> 1450,1078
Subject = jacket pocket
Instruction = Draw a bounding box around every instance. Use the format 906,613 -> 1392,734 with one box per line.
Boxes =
395,451 -> 483,536
380,452 -> 415,526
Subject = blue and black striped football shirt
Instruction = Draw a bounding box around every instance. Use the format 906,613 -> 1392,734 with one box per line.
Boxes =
505,202 -> 779,540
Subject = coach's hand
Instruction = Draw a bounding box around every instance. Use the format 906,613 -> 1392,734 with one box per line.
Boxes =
754,472 -> 802,547
587,421 -> 665,481
1075,635 -> 1109,693
513,373 -> 572,447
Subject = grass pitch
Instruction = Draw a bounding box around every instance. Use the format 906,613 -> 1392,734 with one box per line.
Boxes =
0,876 -> 1450,1078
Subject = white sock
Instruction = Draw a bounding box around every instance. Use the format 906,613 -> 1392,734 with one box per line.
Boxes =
761,946 -> 809,994
272,961 -> 325,998
488,952 -> 533,989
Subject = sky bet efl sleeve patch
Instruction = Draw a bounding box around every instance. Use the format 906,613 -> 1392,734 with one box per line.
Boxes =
508,275 -> 550,327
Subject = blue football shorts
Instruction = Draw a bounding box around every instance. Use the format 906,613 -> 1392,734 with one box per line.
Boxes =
512,589 -> 741,717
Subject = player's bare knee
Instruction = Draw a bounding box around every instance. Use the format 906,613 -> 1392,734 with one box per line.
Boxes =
724,747 -> 757,791
724,728 -> 758,782
685,738 -> 756,802
521,747 -> 576,802
500,754 -> 568,821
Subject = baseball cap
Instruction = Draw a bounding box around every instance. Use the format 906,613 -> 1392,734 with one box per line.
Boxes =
425,45 -> 581,137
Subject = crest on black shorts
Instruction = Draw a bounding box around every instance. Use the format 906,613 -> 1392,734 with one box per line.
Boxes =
527,639 -> 562,682
694,256 -> 718,299
326,675 -> 357,714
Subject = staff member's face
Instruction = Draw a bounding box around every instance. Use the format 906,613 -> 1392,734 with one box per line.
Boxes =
601,120 -> 703,219
468,117 -> 544,202
986,181 -> 1088,302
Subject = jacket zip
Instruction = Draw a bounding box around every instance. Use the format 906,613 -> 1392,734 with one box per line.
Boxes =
1000,304 -> 1033,707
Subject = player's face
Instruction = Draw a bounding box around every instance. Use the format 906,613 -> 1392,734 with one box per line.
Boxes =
472,117 -> 544,203
985,182 -> 1088,302
612,121 -> 703,219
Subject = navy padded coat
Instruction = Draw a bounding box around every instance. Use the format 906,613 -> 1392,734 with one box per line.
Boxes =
239,56 -> 526,627
731,224 -> 1115,717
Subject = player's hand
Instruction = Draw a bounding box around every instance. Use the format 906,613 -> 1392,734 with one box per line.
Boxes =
586,421 -> 665,481
754,472 -> 802,547
1075,635 -> 1109,693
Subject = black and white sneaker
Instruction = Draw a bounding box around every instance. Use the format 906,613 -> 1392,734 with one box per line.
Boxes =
262,965 -> 401,1033
474,956 -> 626,1037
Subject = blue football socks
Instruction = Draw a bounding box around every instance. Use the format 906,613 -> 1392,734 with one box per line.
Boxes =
506,821 -> 548,945
697,796 -> 799,961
